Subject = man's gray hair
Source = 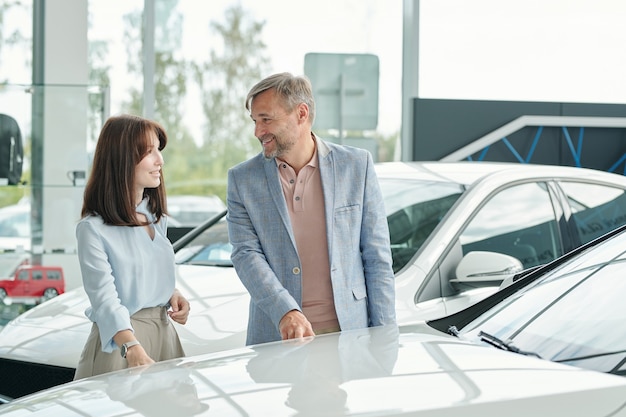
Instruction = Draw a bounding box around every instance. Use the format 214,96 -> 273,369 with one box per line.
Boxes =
245,72 -> 316,124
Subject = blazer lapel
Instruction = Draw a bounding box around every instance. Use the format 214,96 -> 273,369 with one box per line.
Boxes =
264,157 -> 298,248
317,139 -> 335,256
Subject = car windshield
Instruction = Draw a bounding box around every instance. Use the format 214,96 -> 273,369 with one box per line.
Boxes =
175,178 -> 465,273
379,178 -> 464,272
459,229 -> 626,376
175,218 -> 232,266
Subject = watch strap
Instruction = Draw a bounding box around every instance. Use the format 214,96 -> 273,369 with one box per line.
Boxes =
121,340 -> 141,358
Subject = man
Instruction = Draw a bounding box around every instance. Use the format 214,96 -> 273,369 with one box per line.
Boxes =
227,72 -> 396,345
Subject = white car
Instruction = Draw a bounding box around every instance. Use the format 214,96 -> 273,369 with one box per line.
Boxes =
0,202 -> 30,253
3,161 -> 626,399
166,195 -> 226,227
4,217 -> 626,416
0,323 -> 626,416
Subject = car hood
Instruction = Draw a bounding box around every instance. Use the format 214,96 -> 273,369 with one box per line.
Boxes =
1,324 -> 626,417
0,264 -> 249,368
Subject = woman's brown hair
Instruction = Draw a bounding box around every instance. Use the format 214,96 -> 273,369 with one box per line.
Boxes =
81,114 -> 168,226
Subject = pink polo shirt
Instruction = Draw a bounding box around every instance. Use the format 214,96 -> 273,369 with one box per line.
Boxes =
276,144 -> 339,333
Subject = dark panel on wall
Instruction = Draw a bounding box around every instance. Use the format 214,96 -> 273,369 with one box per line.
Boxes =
562,103 -> 626,117
412,98 -> 626,173
412,98 -> 560,160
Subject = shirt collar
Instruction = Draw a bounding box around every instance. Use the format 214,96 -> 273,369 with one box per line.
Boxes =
275,133 -> 318,170
135,197 -> 155,222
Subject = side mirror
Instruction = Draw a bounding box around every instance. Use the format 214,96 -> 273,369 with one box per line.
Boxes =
450,251 -> 523,290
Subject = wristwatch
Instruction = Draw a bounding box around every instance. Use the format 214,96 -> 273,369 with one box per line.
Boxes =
120,340 -> 141,358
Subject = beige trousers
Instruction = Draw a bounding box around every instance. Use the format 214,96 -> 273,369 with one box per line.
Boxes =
74,306 -> 185,380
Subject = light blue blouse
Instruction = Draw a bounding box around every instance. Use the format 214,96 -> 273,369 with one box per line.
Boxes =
75,198 -> 176,353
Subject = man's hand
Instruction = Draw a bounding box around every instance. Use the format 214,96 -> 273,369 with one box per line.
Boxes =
168,289 -> 190,325
279,310 -> 315,340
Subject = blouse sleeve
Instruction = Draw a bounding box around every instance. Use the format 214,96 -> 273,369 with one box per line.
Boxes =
76,220 -> 133,353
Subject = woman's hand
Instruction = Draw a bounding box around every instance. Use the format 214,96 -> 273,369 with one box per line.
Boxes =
125,344 -> 155,367
168,288 -> 190,325
114,330 -> 155,368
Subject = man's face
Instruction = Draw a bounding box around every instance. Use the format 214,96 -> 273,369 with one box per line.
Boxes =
250,89 -> 299,159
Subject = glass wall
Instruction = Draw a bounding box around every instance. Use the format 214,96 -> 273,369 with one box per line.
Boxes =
87,0 -> 403,203
0,1 -> 403,316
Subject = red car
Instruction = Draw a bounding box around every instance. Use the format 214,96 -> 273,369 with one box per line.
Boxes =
0,265 -> 65,303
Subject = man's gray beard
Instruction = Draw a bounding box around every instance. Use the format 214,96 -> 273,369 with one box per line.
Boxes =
263,149 -> 278,160
263,141 -> 287,160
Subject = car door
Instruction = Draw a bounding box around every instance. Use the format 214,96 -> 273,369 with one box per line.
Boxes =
14,268 -> 31,297
556,181 -> 626,248
459,181 -> 565,270
418,180 -> 565,309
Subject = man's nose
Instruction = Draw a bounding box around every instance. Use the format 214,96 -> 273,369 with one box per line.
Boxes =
254,122 -> 265,138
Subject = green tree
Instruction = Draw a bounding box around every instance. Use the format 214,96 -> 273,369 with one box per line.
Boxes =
119,2 -> 202,198
191,3 -> 271,200
376,131 -> 399,163
316,128 -> 399,163
0,0 -> 30,84
89,3 -> 271,202
87,37 -> 110,152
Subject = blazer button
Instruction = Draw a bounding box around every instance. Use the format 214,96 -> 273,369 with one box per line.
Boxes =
292,267 -> 301,275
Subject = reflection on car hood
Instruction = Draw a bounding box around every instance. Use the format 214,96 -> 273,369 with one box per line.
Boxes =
1,324 -> 626,417
0,264 -> 249,368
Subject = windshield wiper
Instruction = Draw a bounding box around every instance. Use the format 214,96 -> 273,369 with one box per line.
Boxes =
478,331 -> 542,358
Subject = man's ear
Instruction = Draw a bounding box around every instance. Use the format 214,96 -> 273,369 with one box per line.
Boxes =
296,103 -> 309,123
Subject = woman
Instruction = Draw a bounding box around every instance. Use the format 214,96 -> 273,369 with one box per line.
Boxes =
74,114 -> 189,379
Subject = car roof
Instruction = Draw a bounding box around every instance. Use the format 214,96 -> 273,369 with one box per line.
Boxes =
2,324 -> 626,417
0,203 -> 29,219
167,195 -> 225,208
14,265 -> 62,271
375,161 -> 626,186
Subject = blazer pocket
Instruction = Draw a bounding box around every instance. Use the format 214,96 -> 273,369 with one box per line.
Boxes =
335,204 -> 360,215
352,284 -> 367,301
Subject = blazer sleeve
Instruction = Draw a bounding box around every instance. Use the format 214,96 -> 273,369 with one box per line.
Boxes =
360,153 -> 397,326
226,166 -> 301,327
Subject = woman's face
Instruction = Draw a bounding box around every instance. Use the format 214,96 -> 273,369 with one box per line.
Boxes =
134,131 -> 163,195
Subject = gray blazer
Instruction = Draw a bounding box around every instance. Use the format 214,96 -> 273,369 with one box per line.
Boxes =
227,138 -> 396,345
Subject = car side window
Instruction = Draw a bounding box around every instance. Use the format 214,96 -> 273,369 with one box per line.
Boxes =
559,182 -> 626,245
460,182 -> 563,269
32,271 -> 43,280
46,270 -> 61,280
17,270 -> 29,280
